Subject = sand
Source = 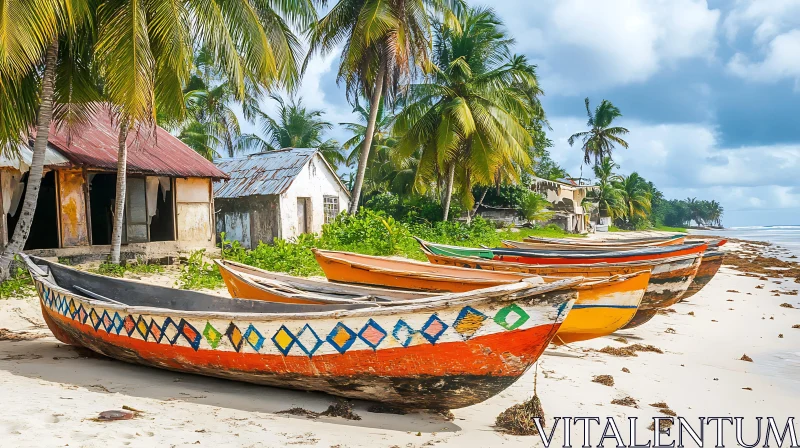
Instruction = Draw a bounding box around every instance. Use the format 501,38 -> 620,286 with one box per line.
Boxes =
1,239 -> 799,447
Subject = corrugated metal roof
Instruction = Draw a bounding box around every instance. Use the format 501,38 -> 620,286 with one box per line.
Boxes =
46,107 -> 228,179
213,148 -> 318,198
0,143 -> 71,171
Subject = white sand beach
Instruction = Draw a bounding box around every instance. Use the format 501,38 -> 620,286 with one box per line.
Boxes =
1,241 -> 798,448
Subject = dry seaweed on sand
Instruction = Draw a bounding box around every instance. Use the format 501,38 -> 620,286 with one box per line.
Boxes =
621,367 -> 630,373
367,404 -> 407,415
613,336 -> 628,344
723,252 -> 800,282
496,395 -> 545,435
688,311 -> 695,316
665,328 -> 676,334
629,343 -> 663,354
657,308 -> 677,315
727,289 -> 740,293
592,375 -> 614,386
277,408 -> 320,419
740,354 -> 753,362
611,397 -> 638,408
780,303 -> 794,308
648,419 -> 674,433
598,344 -> 663,357
320,399 -> 361,421
779,334 -> 784,338
792,324 -> 800,329
0,328 -> 45,341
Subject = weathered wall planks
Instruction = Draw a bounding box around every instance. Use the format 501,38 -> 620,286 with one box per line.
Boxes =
58,170 -> 89,247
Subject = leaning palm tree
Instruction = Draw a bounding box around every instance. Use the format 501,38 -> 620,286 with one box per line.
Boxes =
98,0 -> 317,264
568,98 -> 630,166
394,7 -> 541,220
307,0 -> 463,214
0,1 -> 97,279
240,95 -> 345,167
614,172 -> 652,225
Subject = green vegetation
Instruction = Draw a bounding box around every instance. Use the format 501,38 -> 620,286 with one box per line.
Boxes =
92,259 -> 164,278
177,250 -> 223,290
652,225 -> 688,233
0,263 -> 33,299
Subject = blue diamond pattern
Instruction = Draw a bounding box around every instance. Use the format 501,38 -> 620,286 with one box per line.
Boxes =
243,324 -> 265,351
420,314 -> 448,344
326,322 -> 357,354
136,315 -> 149,340
178,319 -> 202,351
358,319 -> 387,350
452,306 -> 488,340
271,325 -> 296,356
392,320 -> 416,347
161,317 -> 181,344
294,324 -> 323,357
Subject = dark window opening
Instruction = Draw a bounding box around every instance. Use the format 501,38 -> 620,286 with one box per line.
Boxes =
8,171 -> 60,250
89,173 -> 117,246
149,180 -> 174,242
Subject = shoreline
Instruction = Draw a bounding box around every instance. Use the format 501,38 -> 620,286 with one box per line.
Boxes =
0,237 -> 799,446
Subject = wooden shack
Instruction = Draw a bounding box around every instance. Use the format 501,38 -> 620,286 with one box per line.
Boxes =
0,110 -> 228,257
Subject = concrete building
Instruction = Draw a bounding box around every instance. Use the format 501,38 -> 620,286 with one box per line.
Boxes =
0,109 -> 228,259
214,148 -> 350,248
531,176 -> 595,233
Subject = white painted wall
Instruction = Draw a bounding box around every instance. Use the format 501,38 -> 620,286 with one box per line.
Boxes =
279,154 -> 350,240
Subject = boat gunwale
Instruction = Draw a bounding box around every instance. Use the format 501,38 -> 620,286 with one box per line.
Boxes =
23,255 -> 584,322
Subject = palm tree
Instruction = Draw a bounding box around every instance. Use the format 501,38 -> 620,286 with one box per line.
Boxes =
239,95 -> 345,167
0,1 -> 96,279
568,98 -> 630,166
708,200 -> 724,226
341,100 -> 395,168
583,157 -> 624,220
394,7 -> 541,220
614,172 -> 652,225
98,0 -> 317,264
307,0 -> 462,214
685,197 -> 703,226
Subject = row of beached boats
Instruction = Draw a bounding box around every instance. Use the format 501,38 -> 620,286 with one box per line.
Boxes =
21,234 -> 726,410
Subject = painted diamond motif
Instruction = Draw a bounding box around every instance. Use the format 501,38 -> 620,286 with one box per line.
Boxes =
493,303 -> 530,331
77,306 -> 88,324
226,323 -> 244,352
452,306 -> 488,340
111,312 -> 124,334
68,299 -> 77,317
161,317 -> 180,345
136,316 -> 149,340
358,319 -> 387,350
179,319 -> 202,350
148,319 -> 163,342
203,322 -> 222,349
326,322 -> 356,354
392,320 -> 416,348
295,324 -> 323,357
123,315 -> 136,336
89,308 -> 101,331
101,311 -> 114,333
271,325 -> 296,356
420,314 -> 448,344
243,325 -> 265,352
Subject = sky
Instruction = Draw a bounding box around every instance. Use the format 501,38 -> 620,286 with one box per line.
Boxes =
248,0 -> 800,228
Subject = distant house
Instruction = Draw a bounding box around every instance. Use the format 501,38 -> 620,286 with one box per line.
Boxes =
531,176 -> 595,233
0,108 -> 228,258
214,148 -> 350,248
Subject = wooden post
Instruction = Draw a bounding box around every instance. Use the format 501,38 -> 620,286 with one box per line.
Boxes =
83,168 -> 93,246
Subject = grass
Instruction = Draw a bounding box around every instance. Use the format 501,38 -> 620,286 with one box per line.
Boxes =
0,264 -> 34,299
177,212 -> 584,290
651,225 -> 687,233
91,258 -> 165,278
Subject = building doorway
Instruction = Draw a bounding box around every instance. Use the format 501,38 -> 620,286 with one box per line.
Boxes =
297,198 -> 309,234
7,171 -> 60,250
88,173 -> 117,245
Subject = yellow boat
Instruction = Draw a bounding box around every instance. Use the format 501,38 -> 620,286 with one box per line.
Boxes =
308,249 -> 651,344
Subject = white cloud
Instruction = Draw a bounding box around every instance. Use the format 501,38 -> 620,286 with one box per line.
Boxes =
723,0 -> 800,44
545,116 -> 800,224
485,0 -> 720,93
727,29 -> 800,86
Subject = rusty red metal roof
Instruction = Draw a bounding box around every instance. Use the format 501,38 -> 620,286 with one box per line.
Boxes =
47,109 -> 229,179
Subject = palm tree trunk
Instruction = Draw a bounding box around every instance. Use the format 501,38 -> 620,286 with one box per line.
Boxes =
442,162 -> 456,221
466,187 -> 489,225
347,62 -> 386,214
0,40 -> 59,280
109,119 -> 129,265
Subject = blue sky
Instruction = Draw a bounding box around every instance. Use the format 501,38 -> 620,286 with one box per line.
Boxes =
250,0 -> 800,227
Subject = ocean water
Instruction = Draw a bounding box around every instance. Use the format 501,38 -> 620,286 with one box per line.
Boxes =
691,225 -> 800,257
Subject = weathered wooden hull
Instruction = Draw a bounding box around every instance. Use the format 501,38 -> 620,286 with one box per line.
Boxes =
422,250 -> 700,323
522,235 -> 686,247
511,237 -> 686,250
312,249 -> 650,345
27,256 -> 578,409
680,251 -> 724,300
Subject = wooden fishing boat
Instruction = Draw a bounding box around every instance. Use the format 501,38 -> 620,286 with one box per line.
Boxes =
310,249 -> 651,344
23,254 -> 579,409
681,250 -> 725,300
523,235 -> 686,247
503,237 -> 718,252
416,240 -> 701,330
418,238 -> 707,266
217,259 -> 432,304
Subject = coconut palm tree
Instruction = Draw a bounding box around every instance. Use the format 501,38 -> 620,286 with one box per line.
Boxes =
307,0 -> 462,214
614,172 -> 652,225
98,0 -> 318,264
568,98 -> 630,166
0,1 -> 98,279
239,95 -> 345,167
583,157 -> 624,220
340,99 -> 395,168
393,7 -> 542,220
